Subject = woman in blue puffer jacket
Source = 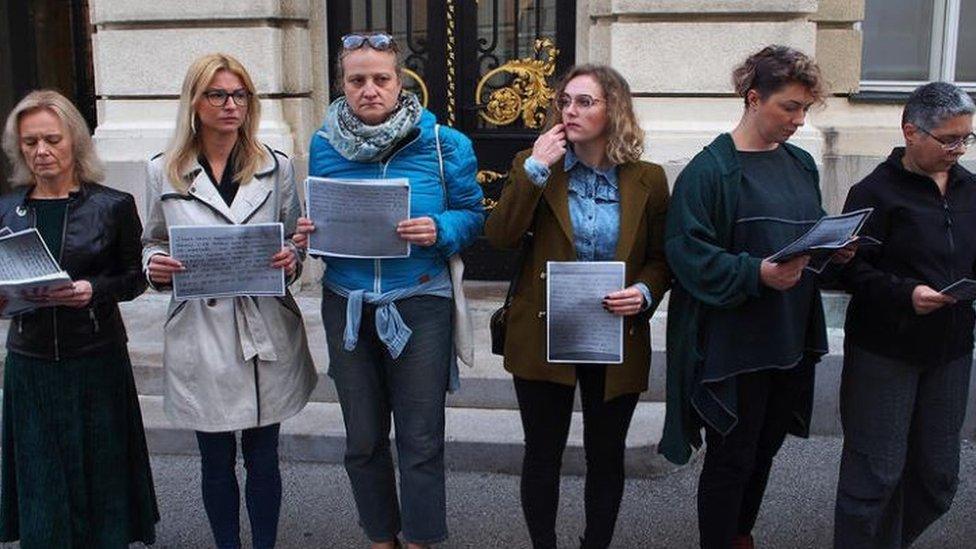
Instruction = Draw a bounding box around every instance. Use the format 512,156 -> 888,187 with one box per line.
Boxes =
296,33 -> 483,549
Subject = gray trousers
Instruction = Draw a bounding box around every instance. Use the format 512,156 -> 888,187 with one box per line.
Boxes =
834,342 -> 972,549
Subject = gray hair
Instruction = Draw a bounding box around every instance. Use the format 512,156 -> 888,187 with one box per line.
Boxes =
902,82 -> 976,130
1,89 -> 104,186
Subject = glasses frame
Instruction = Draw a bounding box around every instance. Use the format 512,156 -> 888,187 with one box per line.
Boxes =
202,89 -> 251,108
919,127 -> 976,151
341,33 -> 397,52
555,94 -> 606,112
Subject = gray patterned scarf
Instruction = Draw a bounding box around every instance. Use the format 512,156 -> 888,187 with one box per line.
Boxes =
321,92 -> 423,162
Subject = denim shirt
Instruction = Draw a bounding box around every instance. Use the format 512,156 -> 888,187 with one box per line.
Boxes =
524,150 -> 652,309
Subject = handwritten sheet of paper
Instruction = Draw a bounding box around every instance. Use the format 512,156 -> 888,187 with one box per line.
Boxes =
0,228 -> 72,318
0,228 -> 65,282
305,177 -> 410,258
169,223 -> 285,301
546,261 -> 625,364
940,279 -> 976,301
769,209 -> 873,271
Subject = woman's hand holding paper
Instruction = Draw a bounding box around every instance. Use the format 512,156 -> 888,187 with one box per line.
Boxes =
397,217 -> 437,247
603,285 -> 645,316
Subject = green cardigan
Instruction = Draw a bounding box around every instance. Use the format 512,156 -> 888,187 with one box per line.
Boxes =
659,133 -> 823,465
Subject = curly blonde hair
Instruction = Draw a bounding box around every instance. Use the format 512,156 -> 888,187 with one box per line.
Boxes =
2,89 -> 104,186
732,45 -> 826,106
544,64 -> 645,165
165,53 -> 267,192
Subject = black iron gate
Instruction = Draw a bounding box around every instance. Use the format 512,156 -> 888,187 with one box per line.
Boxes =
327,0 -> 576,279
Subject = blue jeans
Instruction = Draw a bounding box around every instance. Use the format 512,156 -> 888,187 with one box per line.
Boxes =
195,423 -> 282,549
322,290 -> 452,544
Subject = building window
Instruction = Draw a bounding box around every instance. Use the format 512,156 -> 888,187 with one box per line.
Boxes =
861,0 -> 975,92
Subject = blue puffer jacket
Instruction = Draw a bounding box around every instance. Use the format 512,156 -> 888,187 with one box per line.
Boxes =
308,108 -> 485,292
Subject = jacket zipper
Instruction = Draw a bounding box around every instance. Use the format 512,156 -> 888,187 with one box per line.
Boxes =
942,195 -> 956,365
20,206 -> 37,336
373,131 -> 422,295
88,307 -> 100,333
52,199 -> 70,362
943,197 -> 955,280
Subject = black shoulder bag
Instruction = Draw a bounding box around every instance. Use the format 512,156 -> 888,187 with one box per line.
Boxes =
490,230 -> 533,355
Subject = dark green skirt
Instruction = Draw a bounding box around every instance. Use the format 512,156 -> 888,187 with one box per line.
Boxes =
0,346 -> 159,548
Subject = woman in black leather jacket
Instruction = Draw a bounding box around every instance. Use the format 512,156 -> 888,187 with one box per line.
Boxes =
0,90 -> 158,547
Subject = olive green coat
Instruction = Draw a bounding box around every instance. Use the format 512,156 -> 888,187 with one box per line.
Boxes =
485,150 -> 671,401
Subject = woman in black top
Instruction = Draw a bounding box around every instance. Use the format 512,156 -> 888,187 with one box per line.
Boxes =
0,90 -> 157,547
834,82 -> 976,549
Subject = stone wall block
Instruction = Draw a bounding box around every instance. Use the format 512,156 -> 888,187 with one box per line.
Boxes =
816,27 -> 862,94
93,27 -> 290,96
592,0 -> 817,16
283,26 -> 313,94
91,0 -> 310,24
282,97 -> 317,169
587,21 -> 613,66
610,21 -> 817,94
812,0 -> 865,22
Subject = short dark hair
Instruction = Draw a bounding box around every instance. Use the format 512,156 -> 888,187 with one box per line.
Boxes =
902,81 -> 975,129
732,45 -> 826,106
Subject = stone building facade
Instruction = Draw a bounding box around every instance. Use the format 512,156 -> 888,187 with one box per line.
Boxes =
81,0 -> 974,224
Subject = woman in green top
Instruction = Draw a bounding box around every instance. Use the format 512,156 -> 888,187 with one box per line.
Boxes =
0,90 -> 158,547
662,46 -> 854,549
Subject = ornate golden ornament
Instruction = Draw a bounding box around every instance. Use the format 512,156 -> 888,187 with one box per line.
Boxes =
402,68 -> 429,108
476,170 -> 507,211
476,170 -> 506,185
476,37 -> 559,128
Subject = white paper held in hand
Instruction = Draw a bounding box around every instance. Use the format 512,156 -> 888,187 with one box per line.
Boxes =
769,208 -> 874,274
546,261 -> 625,364
304,177 -> 411,259
169,223 -> 285,301
0,228 -> 73,317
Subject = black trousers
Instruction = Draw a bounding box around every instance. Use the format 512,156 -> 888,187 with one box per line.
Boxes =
514,367 -> 640,549
697,360 -> 814,549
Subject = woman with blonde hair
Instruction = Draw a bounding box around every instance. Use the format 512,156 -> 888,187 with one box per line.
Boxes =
0,90 -> 158,546
485,64 -> 671,549
142,53 -> 316,549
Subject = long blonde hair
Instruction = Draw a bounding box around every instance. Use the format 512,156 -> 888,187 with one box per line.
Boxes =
544,64 -> 645,165
1,89 -> 104,185
165,53 -> 266,191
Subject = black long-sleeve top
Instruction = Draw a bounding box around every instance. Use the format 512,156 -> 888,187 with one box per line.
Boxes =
840,147 -> 976,365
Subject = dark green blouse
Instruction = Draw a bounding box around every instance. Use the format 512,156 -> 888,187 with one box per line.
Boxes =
27,197 -> 69,257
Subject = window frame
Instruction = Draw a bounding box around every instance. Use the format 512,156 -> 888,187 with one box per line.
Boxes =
859,0 -> 976,93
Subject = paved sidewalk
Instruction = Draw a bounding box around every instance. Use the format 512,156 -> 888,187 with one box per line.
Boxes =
76,438 -> 976,548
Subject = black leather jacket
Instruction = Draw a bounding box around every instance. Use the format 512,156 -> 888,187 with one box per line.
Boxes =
0,183 -> 147,360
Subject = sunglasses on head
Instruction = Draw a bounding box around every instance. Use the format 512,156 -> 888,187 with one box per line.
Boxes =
341,34 -> 395,51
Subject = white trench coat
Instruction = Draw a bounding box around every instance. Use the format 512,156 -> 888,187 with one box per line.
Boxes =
142,148 -> 317,432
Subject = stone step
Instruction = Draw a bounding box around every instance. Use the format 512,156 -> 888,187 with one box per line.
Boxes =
138,395 -> 680,478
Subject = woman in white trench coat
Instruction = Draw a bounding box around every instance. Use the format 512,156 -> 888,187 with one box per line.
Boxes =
141,53 -> 316,549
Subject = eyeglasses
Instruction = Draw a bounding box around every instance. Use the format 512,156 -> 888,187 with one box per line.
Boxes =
341,33 -> 396,51
203,89 -> 250,108
555,94 -> 605,111
919,127 -> 976,151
